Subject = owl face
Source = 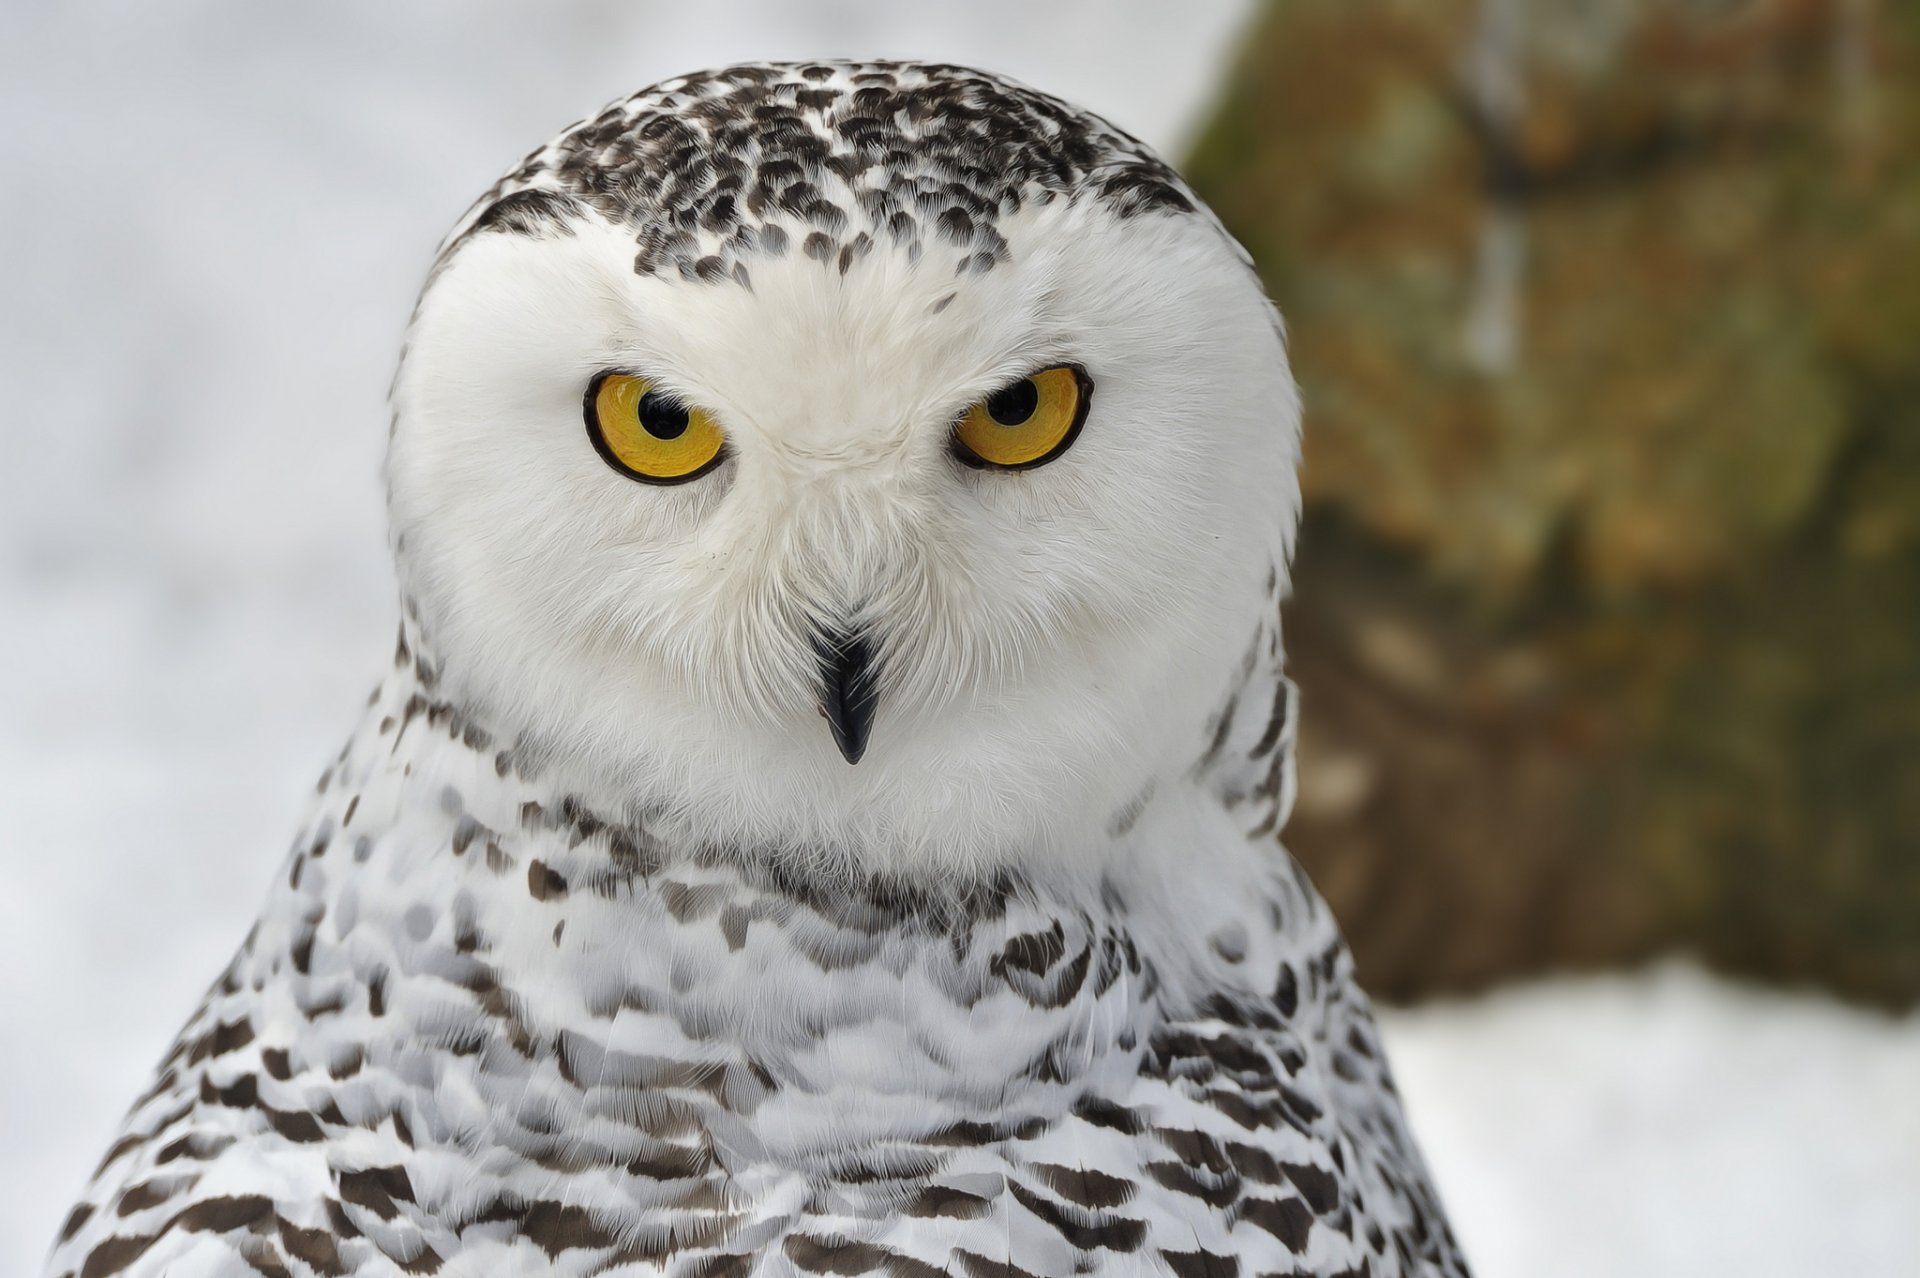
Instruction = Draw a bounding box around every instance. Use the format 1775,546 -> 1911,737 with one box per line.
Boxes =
387,64 -> 1300,874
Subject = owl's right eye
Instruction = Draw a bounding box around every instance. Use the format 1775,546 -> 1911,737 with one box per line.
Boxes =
585,372 -> 729,484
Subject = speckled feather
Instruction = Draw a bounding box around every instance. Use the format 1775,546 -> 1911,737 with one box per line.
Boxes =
47,62 -> 1467,1278
441,60 -> 1196,286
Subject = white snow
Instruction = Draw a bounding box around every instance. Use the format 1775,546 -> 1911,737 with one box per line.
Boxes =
1381,963 -> 1920,1277
1,4 -> 1915,1276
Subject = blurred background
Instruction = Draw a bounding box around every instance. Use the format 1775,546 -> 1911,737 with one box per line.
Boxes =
1,2 -> 1915,1275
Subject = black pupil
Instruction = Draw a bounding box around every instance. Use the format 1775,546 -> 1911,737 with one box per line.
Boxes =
637,390 -> 690,440
985,378 -> 1039,426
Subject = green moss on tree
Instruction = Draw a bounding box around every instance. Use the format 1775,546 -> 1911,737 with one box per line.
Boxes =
1188,0 -> 1920,1004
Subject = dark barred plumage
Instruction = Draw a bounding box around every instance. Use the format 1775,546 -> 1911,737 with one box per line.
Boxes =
50,610 -> 1462,1278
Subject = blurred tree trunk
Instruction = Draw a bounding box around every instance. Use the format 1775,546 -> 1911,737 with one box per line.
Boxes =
1187,0 -> 1920,1005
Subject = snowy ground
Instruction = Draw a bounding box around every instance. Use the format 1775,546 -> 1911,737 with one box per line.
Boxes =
1387,964 -> 1920,1277
2,4 -> 1916,1275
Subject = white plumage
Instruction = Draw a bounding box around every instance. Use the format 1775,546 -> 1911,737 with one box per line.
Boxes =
47,62 -> 1465,1278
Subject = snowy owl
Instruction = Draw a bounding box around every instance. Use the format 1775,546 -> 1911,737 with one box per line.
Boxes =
47,62 -> 1466,1278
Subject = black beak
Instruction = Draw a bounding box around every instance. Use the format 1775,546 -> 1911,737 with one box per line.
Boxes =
815,629 -> 880,765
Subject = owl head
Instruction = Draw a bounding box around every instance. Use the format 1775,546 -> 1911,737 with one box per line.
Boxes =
387,62 -> 1300,877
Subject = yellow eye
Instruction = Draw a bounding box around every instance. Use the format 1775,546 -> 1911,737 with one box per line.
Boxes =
585,372 -> 728,484
953,365 -> 1091,470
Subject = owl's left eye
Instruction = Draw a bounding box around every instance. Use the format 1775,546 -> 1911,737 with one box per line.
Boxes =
952,365 -> 1091,470
585,372 -> 728,484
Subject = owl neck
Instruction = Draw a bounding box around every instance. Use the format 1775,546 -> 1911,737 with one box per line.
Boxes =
265,638 -> 1320,1102
240,644 -> 1341,1178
